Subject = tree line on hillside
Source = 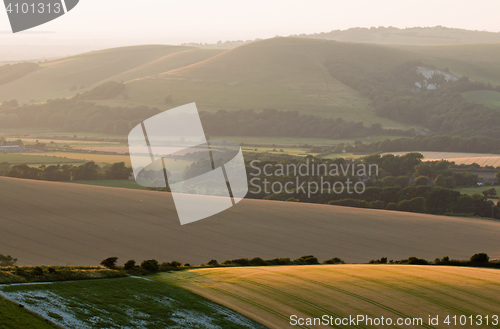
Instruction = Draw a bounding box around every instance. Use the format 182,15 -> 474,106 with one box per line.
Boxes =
247,153 -> 499,218
0,62 -> 39,86
0,136 -> 23,147
0,97 -> 161,134
0,161 -> 131,181
327,60 -> 500,138
200,109 -> 413,139
97,252 -> 498,277
0,92 -> 414,138
344,134 -> 500,154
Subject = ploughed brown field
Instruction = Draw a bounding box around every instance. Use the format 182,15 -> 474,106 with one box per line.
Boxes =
0,177 -> 499,266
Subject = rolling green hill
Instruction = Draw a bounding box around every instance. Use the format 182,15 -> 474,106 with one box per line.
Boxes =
390,43 -> 500,85
0,45 -> 199,103
3,38 -> 500,133
122,39 -> 500,129
124,38 -> 418,128
301,26 -> 500,45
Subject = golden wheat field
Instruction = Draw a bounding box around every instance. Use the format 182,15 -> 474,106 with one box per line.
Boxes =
0,177 -> 499,266
388,152 -> 500,167
156,265 -> 500,329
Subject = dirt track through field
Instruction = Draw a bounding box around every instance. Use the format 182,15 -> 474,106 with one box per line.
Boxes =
0,177 -> 499,266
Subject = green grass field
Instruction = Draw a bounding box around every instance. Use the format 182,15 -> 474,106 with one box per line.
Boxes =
0,153 -> 84,165
0,277 -> 265,329
157,265 -> 500,328
463,90 -> 500,108
0,297 -> 56,328
23,152 -> 130,166
456,186 -> 500,197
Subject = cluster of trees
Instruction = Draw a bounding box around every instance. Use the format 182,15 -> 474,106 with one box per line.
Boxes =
0,62 -> 39,86
345,135 -> 500,154
261,184 -> 497,218
100,257 -> 185,274
327,60 -> 500,137
246,153 -> 498,218
1,161 -> 131,181
364,153 -> 483,187
200,109 -> 413,139
0,136 -> 23,147
99,255 -> 346,273
98,252 -> 496,274
0,97 -> 161,134
369,253 -> 496,268
0,95 -> 416,138
0,253 -> 17,266
325,187 -> 496,217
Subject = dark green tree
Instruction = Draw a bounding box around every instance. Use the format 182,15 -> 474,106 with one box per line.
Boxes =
100,257 -> 118,269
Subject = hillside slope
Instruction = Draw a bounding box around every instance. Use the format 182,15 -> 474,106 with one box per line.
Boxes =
125,38 -> 418,128
3,38 -> 500,132
302,26 -> 500,45
0,177 -> 498,266
390,43 -> 500,85
0,45 -> 198,103
124,38 -> 500,127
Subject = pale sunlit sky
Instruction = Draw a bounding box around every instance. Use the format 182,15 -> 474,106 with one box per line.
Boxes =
1,0 -> 499,54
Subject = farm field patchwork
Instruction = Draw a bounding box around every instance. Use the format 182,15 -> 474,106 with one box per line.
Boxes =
0,277 -> 264,329
157,265 -> 500,329
387,151 -> 500,167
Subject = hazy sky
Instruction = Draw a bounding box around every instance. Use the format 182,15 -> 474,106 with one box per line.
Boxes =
1,0 -> 500,47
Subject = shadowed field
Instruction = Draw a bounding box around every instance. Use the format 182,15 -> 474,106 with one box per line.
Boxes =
0,177 -> 499,266
156,265 -> 500,329
0,277 -> 264,329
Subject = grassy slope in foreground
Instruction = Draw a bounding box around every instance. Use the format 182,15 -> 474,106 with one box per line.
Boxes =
0,277 -> 264,329
0,177 -> 499,266
0,297 -> 56,328
157,265 -> 500,329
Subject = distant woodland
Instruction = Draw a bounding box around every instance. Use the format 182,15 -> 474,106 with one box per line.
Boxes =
327,60 -> 500,138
